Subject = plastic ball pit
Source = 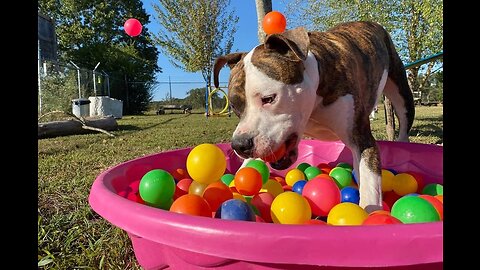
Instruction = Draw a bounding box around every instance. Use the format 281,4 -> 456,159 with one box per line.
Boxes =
88,140 -> 443,270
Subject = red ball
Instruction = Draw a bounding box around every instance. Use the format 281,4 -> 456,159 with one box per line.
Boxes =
174,178 -> 192,199
124,18 -> 143,37
262,11 -> 287,35
362,214 -> 403,225
251,192 -> 275,223
302,177 -> 341,216
202,181 -> 233,212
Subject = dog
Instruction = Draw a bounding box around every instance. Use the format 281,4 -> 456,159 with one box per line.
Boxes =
213,21 -> 415,213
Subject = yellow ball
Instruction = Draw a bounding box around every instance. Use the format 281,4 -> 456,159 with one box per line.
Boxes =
381,169 -> 395,192
186,144 -> 226,184
188,180 -> 208,196
262,179 -> 284,197
270,191 -> 312,224
285,169 -> 306,187
327,202 -> 368,226
393,173 -> 418,196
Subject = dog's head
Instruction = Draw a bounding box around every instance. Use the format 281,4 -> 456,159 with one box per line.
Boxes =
213,27 -> 319,170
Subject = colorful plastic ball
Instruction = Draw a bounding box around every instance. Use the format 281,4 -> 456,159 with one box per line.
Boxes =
296,162 -> 311,172
262,179 -> 284,197
188,180 -> 208,196
262,11 -> 287,35
434,195 -> 443,203
215,199 -> 256,221
393,173 -> 418,196
369,210 -> 391,216
285,168 -> 306,187
336,162 -> 353,172
304,166 -> 322,180
128,179 -> 141,193
186,143 -> 226,185
292,180 -> 308,195
283,185 -> 292,192
246,159 -> 270,184
327,202 -> 368,225
391,196 -> 440,223
271,192 -> 312,224
234,167 -> 263,196
329,167 -> 352,189
304,219 -> 328,225
221,173 -> 235,186
261,144 -> 286,163
383,191 -> 401,209
302,177 -> 341,216
256,215 -> 266,222
405,171 -> 425,193
251,192 -> 275,223
157,197 -> 174,210
124,18 -> 143,37
381,169 -> 395,192
171,168 -> 190,181
273,176 -> 287,186
139,169 -> 176,207
362,213 -> 403,225
382,201 -> 391,211
418,194 -> 443,220
386,168 -> 398,175
232,192 -> 247,202
174,178 -> 192,199
202,181 -> 233,212
351,169 -> 358,185
422,183 -> 443,196
170,194 -> 211,217
315,174 -> 335,181
341,186 -> 360,204
317,163 -> 332,174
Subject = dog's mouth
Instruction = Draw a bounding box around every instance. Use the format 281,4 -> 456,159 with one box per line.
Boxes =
266,133 -> 299,170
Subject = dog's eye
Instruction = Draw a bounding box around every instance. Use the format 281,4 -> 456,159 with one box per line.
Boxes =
261,94 -> 276,105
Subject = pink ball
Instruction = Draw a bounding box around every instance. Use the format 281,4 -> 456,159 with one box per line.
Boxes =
302,177 -> 341,216
124,18 -> 143,37
251,192 -> 275,223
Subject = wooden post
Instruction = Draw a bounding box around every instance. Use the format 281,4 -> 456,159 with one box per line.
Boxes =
255,0 -> 272,43
384,96 -> 395,140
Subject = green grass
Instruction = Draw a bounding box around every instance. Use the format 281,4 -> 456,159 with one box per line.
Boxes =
38,105 -> 442,269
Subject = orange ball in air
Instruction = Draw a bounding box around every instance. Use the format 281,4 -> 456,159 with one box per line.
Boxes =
262,11 -> 287,35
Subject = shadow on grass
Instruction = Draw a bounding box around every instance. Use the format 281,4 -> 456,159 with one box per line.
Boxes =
410,123 -> 443,143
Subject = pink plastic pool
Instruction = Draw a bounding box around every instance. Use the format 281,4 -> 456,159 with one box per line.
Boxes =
88,140 -> 443,270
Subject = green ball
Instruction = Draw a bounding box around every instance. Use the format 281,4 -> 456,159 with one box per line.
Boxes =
221,173 -> 235,186
296,162 -> 311,173
336,162 -> 353,172
139,169 -> 176,207
304,166 -> 322,180
329,167 -> 352,189
422,183 -> 443,196
246,159 -> 270,185
391,196 -> 440,223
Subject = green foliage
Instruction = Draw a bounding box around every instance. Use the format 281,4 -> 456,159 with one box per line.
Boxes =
40,70 -> 79,118
38,0 -> 160,114
284,0 -> 443,93
151,0 -> 238,85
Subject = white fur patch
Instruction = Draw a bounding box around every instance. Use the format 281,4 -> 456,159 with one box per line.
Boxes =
236,50 -> 319,156
358,157 -> 383,211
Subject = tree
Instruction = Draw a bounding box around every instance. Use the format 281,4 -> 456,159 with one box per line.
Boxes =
184,87 -> 224,109
284,0 -> 443,93
254,0 -> 272,43
38,0 -> 160,114
151,0 -> 238,87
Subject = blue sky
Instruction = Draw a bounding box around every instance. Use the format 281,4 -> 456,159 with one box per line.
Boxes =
141,0 -> 288,101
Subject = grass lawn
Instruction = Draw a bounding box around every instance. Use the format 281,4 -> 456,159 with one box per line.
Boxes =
38,105 -> 442,269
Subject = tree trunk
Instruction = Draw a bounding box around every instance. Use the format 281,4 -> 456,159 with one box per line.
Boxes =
255,0 -> 272,43
384,96 -> 396,140
38,116 -> 118,139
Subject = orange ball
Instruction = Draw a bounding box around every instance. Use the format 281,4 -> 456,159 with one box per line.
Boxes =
262,11 -> 287,35
362,213 -> 403,225
234,167 -> 263,196
261,144 -> 286,163
169,194 -> 211,217
202,181 -> 233,212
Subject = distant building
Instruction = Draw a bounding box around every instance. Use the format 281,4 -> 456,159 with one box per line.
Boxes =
38,12 -> 58,61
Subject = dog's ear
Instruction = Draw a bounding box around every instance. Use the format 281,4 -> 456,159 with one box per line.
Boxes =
264,27 -> 309,61
213,52 -> 246,88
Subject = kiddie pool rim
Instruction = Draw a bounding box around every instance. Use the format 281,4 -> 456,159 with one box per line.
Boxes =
88,140 -> 443,267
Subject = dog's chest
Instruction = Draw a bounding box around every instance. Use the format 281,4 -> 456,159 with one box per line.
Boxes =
304,95 -> 355,142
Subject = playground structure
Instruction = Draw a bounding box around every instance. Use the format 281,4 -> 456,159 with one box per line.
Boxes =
205,85 -> 231,117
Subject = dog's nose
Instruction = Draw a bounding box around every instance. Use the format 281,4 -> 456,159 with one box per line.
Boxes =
231,135 -> 254,157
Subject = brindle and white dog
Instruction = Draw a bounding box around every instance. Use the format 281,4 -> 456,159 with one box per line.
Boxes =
213,21 -> 415,212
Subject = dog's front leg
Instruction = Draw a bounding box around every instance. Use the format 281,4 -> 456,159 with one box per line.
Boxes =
350,137 -> 383,213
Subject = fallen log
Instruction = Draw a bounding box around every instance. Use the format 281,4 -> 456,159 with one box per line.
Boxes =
38,115 -> 118,139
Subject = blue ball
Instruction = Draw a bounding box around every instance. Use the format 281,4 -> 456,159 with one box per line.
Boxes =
341,186 -> 360,204
215,199 -> 255,221
292,180 -> 308,195
387,168 -> 398,175
405,193 -> 420,197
